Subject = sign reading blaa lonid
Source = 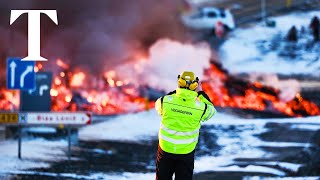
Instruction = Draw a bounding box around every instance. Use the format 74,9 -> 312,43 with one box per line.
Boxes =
10,10 -> 58,61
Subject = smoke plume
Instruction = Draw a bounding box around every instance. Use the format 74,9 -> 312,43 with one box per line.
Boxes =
113,38 -> 212,92
0,0 -> 193,75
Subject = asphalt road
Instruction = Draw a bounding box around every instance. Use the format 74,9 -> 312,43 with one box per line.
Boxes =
4,118 -> 319,179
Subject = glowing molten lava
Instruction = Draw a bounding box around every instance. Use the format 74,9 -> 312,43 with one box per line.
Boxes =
0,59 -> 318,117
0,39 -> 319,117
202,62 -> 320,117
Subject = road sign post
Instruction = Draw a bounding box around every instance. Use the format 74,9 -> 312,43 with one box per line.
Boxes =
1,112 -> 91,160
0,113 -> 20,158
19,112 -> 91,160
18,125 -> 22,159
11,90 -> 16,112
68,126 -> 71,161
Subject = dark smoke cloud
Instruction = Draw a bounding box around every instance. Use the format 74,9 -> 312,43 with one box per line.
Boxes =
0,0 -> 192,75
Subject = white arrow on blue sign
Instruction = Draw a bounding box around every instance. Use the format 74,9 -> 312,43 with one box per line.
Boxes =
6,57 -> 36,90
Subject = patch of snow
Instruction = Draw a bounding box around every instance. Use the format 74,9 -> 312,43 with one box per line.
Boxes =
244,176 -> 320,180
290,124 -> 320,131
79,110 -> 161,142
196,162 -> 286,176
1,170 -> 156,180
204,115 -> 320,126
90,172 -> 155,180
1,171 -> 90,179
254,141 -> 312,148
246,161 -> 302,172
0,139 -> 67,172
26,127 -> 57,134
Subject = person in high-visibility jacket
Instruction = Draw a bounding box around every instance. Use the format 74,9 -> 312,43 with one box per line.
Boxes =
155,71 -> 216,180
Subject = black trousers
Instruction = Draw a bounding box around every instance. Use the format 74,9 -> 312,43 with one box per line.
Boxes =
156,146 -> 195,180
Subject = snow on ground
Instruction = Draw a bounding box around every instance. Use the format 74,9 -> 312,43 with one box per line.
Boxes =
198,164 -> 287,176
26,127 -> 57,134
0,139 -> 67,173
0,110 -> 320,179
290,124 -> 320,131
79,110 -> 161,142
0,170 -> 155,180
220,11 -> 320,75
79,109 -> 320,177
243,176 -> 320,180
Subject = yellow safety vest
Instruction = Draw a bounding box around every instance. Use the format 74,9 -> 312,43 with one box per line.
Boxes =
155,88 -> 216,154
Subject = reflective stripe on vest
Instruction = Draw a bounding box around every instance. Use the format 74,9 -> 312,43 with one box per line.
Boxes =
159,133 -> 198,144
208,106 -> 215,117
204,105 -> 215,120
160,123 -> 199,136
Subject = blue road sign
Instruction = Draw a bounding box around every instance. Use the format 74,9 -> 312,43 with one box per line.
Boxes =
20,72 -> 52,111
6,57 -> 35,90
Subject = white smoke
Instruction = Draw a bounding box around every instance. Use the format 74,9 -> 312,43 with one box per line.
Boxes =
249,73 -> 301,102
115,38 -> 212,92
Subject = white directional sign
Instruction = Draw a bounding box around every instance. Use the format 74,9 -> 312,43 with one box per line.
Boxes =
20,112 -> 92,125
10,61 -> 16,88
20,65 -> 34,87
6,57 -> 35,90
